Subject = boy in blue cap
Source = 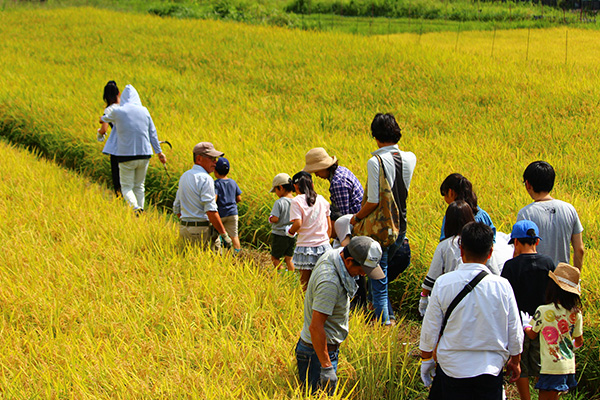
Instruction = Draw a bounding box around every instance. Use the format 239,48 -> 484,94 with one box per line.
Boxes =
214,157 -> 242,254
501,220 -> 556,400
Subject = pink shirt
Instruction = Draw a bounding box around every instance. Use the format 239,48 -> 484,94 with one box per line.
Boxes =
290,194 -> 330,247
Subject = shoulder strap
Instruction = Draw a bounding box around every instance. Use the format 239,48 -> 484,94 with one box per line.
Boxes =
375,155 -> 386,179
439,270 -> 488,337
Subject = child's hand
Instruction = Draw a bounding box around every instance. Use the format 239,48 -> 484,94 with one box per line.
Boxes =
520,311 -> 533,329
96,129 -> 105,142
285,226 -> 297,238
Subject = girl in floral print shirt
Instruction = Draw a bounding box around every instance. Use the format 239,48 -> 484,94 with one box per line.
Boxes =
523,263 -> 583,400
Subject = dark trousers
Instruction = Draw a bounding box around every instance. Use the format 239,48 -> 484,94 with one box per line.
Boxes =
110,155 -> 121,196
429,365 -> 503,400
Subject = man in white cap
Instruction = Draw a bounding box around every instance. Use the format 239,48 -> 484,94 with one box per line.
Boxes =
173,142 -> 232,251
296,236 -> 384,395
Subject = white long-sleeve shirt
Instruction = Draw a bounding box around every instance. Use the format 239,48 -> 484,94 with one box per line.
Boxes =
420,262 -> 523,379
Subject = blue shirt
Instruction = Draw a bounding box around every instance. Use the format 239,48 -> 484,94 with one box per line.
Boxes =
440,207 -> 496,241
214,178 -> 241,218
173,164 -> 218,221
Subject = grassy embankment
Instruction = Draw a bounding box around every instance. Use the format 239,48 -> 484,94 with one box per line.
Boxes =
1,7 -> 600,396
2,0 -> 596,34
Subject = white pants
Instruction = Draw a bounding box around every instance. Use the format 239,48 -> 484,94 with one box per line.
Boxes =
119,159 -> 149,210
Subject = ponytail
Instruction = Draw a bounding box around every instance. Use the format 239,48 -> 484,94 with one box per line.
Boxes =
440,173 -> 478,216
292,171 -> 317,207
103,80 -> 120,107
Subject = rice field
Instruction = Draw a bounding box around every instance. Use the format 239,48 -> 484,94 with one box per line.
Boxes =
1,6 -> 599,397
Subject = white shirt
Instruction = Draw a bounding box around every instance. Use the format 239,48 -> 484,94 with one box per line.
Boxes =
420,263 -> 523,379
423,236 -> 503,292
173,164 -> 218,221
366,144 -> 416,204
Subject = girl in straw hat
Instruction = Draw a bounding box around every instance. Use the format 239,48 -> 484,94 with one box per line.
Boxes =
523,263 -> 583,400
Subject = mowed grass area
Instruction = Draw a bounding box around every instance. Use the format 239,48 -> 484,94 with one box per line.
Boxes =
0,140 -> 422,398
1,7 -> 600,396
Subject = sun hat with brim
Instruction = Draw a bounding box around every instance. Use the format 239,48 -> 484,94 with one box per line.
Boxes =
193,142 -> 224,158
508,220 -> 542,244
549,263 -> 581,296
347,236 -> 385,280
270,173 -> 292,193
303,148 -> 338,173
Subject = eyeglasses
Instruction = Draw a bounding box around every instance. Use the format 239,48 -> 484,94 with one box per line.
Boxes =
203,155 -> 218,162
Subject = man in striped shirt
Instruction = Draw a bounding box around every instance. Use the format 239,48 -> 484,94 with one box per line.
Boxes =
295,236 -> 384,394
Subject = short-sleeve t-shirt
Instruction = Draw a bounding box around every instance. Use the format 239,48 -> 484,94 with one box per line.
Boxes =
270,197 -> 293,236
531,303 -> 583,375
501,253 -> 556,316
300,250 -> 351,345
290,194 -> 330,247
517,200 -> 583,266
214,178 -> 241,218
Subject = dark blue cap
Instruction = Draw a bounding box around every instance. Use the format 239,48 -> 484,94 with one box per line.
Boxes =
215,157 -> 230,175
509,220 -> 541,244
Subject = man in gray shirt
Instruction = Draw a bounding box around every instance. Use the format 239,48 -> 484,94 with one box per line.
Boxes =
517,161 -> 584,269
296,236 -> 384,394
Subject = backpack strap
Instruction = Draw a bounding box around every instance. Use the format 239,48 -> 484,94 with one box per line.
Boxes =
439,270 -> 488,337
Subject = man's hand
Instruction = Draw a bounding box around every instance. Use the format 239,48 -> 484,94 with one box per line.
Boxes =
157,153 -> 167,164
505,355 -> 521,383
420,359 -> 436,387
319,366 -> 338,395
418,296 -> 429,317
221,233 -> 233,249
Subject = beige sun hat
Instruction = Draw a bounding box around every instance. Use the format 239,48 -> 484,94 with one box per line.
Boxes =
549,262 -> 581,296
303,148 -> 338,173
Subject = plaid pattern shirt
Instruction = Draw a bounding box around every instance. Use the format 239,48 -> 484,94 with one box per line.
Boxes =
329,166 -> 364,216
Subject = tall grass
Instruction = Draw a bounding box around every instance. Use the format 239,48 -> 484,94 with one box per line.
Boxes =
0,140 -> 424,398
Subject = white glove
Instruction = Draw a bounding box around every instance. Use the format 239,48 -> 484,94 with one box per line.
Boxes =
97,129 -> 105,142
220,233 -> 233,249
285,226 -> 297,238
420,359 -> 436,387
419,296 -> 429,317
521,311 -> 533,329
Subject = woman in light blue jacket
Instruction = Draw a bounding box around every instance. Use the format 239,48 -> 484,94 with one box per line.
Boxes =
102,84 -> 166,212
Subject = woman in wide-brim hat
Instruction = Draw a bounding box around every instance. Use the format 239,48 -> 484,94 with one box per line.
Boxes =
303,147 -> 364,221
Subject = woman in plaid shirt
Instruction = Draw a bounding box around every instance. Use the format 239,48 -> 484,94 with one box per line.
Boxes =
303,147 -> 364,221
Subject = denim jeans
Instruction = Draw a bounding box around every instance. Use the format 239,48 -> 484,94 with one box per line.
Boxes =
296,339 -> 339,394
370,233 -> 405,325
119,159 -> 149,210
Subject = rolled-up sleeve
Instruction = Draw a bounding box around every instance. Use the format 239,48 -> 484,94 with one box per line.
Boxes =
101,107 -> 117,124
419,285 -> 444,352
366,157 -> 380,204
505,286 -> 524,356
199,179 -> 218,213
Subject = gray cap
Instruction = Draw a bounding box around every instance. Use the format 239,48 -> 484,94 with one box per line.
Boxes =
346,236 -> 384,280
193,142 -> 224,158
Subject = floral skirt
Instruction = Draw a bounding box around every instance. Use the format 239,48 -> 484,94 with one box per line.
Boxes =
293,243 -> 332,271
